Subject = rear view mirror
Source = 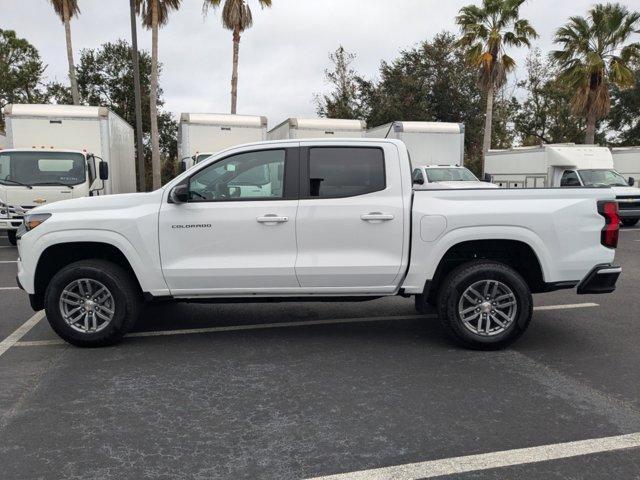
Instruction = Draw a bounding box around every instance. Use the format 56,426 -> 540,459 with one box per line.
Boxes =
629,177 -> 635,187
169,184 -> 189,204
483,173 -> 493,183
99,161 -> 109,180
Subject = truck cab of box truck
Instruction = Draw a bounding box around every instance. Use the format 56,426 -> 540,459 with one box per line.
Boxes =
0,148 -> 109,244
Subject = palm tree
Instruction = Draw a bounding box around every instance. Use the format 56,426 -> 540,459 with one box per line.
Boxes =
552,3 -> 640,144
49,0 -> 81,104
456,0 -> 537,171
203,0 -> 272,114
135,0 -> 181,189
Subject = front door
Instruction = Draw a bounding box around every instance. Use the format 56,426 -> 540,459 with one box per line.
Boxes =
295,143 -> 405,291
159,147 -> 300,295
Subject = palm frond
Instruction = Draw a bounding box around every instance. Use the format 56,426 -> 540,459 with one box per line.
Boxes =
49,0 -> 80,21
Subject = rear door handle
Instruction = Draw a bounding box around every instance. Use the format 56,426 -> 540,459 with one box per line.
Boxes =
361,212 -> 394,222
257,214 -> 288,224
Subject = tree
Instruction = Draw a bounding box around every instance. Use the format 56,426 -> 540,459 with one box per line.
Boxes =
552,3 -> 640,144
48,0 -> 81,104
203,0 -> 272,114
0,29 -> 48,129
513,50 -> 586,145
456,0 -> 537,172
135,0 -> 181,189
315,46 -> 362,119
76,40 -> 177,188
609,62 -> 640,145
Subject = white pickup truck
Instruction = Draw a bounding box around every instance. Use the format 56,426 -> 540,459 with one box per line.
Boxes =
16,139 -> 621,349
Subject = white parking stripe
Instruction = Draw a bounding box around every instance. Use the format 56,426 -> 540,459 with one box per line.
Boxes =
0,311 -> 45,358
0,287 -> 20,291
306,432 -> 640,480
0,261 -> 17,264
11,302 -> 599,348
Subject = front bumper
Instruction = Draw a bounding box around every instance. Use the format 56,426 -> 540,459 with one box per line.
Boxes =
577,264 -> 621,294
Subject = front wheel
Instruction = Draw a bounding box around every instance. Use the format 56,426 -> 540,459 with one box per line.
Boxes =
7,230 -> 17,246
44,260 -> 141,347
621,218 -> 639,227
437,261 -> 532,350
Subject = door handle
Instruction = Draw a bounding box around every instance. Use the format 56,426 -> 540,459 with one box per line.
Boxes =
361,212 -> 394,222
257,214 -> 288,224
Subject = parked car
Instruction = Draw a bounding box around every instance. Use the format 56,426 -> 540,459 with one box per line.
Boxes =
16,139 -> 621,349
412,165 -> 499,189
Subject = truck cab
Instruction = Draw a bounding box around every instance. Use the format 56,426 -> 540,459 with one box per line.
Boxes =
412,165 -> 499,189
0,148 -> 108,244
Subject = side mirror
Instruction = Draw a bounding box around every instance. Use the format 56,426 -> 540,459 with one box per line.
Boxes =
99,161 -> 109,180
169,184 -> 189,204
483,173 -> 493,183
180,160 -> 187,173
629,177 -> 635,187
412,176 -> 424,185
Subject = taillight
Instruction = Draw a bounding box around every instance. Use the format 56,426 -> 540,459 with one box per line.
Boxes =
597,200 -> 620,248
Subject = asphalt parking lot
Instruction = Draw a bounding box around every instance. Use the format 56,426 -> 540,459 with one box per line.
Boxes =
0,231 -> 639,479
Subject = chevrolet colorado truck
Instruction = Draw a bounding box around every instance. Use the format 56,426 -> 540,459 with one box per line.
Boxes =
16,139 -> 622,349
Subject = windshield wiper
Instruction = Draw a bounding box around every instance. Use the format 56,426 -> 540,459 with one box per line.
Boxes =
0,179 -> 33,189
31,182 -> 74,189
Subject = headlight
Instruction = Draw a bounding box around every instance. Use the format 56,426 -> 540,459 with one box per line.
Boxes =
23,213 -> 51,231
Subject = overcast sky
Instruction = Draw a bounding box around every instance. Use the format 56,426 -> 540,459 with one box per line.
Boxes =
2,0 -> 637,128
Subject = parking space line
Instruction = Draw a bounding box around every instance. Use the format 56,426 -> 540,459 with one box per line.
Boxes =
306,432 -> 640,480
0,287 -> 20,291
11,302 -> 599,348
0,261 -> 18,264
0,311 -> 45,358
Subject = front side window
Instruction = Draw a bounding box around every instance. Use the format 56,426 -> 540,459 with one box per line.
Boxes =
578,169 -> 628,187
425,167 -> 478,182
188,149 -> 285,201
308,147 -> 385,198
0,151 -> 86,186
560,170 -> 581,187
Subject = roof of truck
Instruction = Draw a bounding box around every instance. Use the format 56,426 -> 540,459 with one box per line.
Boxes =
371,121 -> 464,134
180,113 -> 267,127
269,117 -> 367,133
4,104 -> 110,118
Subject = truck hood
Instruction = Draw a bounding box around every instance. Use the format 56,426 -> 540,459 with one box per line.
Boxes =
611,186 -> 640,197
0,185 -> 80,208
29,190 -> 163,214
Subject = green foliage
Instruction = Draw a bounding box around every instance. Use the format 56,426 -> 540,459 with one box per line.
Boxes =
0,29 -> 48,129
315,46 -> 362,119
203,0 -> 272,33
608,62 -> 640,145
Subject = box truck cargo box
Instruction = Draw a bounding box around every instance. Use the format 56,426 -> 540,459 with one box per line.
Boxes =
179,113 -> 268,168
267,118 -> 366,140
612,147 -> 640,182
366,121 -> 465,167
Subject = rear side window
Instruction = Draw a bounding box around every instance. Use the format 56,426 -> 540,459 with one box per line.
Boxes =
308,147 -> 385,198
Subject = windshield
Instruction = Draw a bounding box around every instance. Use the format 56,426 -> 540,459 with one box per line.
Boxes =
578,169 -> 628,187
425,167 -> 478,182
0,151 -> 86,187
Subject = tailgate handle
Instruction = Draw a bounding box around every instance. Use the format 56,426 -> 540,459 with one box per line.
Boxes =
361,212 -> 394,222
257,214 -> 288,224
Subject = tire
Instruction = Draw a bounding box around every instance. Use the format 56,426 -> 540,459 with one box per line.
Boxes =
7,230 -> 17,246
621,218 -> 639,227
436,260 -> 532,350
44,259 -> 141,347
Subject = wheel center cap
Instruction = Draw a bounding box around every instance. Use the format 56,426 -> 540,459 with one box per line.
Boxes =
481,301 -> 492,313
84,300 -> 95,312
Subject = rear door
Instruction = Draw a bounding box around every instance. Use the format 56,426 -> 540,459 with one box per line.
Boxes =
295,142 -> 405,292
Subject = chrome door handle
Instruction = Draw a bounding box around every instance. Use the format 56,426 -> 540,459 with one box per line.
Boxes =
361,212 -> 394,222
257,214 -> 288,223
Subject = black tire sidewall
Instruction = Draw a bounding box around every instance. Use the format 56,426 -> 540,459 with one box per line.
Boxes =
439,262 -> 532,349
7,230 -> 17,246
622,218 -> 639,227
45,261 -> 137,347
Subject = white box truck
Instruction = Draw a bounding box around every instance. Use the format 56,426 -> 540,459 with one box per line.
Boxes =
366,121 -> 465,167
612,147 -> 640,182
178,113 -> 267,169
267,118 -> 366,140
0,104 -> 136,244
485,144 -> 640,226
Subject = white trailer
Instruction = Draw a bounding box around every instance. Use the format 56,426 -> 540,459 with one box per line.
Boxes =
612,147 -> 640,183
485,143 -> 640,226
267,118 -> 366,141
1,104 -> 136,244
366,121 -> 465,167
178,113 -> 268,169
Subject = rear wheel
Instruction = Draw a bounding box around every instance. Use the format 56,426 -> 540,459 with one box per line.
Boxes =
621,218 -> 639,227
437,261 -> 532,350
44,260 -> 141,347
7,230 -> 17,246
